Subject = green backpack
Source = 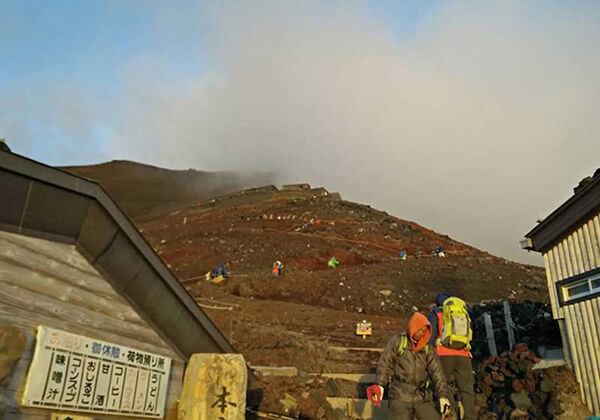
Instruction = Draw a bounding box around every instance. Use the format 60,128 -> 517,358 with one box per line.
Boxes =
440,297 -> 472,350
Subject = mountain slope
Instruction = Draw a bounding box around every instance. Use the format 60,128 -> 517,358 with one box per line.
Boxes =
63,160 -> 274,221
62,160 -> 548,376
140,185 -> 546,317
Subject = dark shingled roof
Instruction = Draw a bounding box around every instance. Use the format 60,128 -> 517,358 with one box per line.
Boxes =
524,169 -> 600,253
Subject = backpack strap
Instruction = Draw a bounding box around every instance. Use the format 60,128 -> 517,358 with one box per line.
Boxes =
398,334 -> 408,355
398,335 -> 429,355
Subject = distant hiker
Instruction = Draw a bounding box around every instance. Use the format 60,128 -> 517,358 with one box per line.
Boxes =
399,250 -> 407,261
211,263 -> 228,279
328,256 -> 340,269
428,293 -> 475,420
368,312 -> 451,419
272,260 -> 284,276
434,247 -> 446,258
0,139 -> 11,153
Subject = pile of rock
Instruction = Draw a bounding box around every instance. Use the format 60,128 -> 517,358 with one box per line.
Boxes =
470,301 -> 561,359
475,344 -> 562,419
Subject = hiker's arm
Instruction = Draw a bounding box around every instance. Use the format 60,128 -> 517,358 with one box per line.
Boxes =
375,335 -> 397,387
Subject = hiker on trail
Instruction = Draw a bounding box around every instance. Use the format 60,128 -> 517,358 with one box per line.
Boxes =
434,247 -> 446,258
328,256 -> 340,269
428,293 -> 475,420
368,312 -> 451,420
0,139 -> 11,153
399,250 -> 407,261
272,260 -> 284,276
211,263 -> 228,279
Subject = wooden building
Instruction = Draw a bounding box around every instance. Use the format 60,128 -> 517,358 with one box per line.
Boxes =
523,169 -> 600,415
0,151 -> 242,419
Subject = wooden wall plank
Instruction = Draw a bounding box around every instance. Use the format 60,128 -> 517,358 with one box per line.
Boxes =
0,260 -> 143,325
0,238 -> 115,298
567,235 -> 580,275
591,216 -> 600,268
582,300 -> 600,414
559,241 -> 573,278
543,253 -> 559,319
0,284 -> 167,349
577,227 -> 590,272
565,305 -> 588,406
583,223 -> 597,270
0,232 -> 97,275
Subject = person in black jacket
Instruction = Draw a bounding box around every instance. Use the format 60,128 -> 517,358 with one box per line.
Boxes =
368,312 -> 452,419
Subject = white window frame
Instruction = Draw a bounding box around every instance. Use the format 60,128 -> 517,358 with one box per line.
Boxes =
562,272 -> 600,302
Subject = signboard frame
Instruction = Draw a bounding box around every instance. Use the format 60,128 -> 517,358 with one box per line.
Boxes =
355,320 -> 372,339
21,326 -> 172,418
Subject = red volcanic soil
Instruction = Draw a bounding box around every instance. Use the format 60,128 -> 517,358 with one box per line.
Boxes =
137,188 -> 547,372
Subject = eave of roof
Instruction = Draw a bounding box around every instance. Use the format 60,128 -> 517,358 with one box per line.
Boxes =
0,151 -> 252,376
524,174 -> 600,253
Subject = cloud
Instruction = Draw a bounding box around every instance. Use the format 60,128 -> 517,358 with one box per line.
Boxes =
6,0 -> 600,264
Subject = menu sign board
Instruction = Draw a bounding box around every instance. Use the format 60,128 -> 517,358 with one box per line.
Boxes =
22,327 -> 171,418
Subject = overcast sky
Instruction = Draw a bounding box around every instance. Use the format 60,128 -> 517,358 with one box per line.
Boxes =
2,0 -> 599,265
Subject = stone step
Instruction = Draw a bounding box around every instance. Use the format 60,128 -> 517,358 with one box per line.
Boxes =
327,397 -> 388,420
246,407 -> 298,419
533,358 -> 566,370
250,365 -> 299,377
329,346 -> 383,353
313,373 -> 376,383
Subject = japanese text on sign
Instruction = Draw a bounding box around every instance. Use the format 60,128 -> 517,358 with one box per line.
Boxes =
21,326 -> 171,418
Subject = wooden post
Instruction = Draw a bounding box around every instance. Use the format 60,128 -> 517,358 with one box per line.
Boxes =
178,354 -> 247,420
503,301 -> 516,351
483,312 -> 497,357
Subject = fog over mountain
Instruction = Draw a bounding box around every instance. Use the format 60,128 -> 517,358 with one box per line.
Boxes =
3,0 -> 600,264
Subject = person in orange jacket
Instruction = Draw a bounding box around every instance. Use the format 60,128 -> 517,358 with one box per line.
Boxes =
367,312 -> 451,419
428,293 -> 475,420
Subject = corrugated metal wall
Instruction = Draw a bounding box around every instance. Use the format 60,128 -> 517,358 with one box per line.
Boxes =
542,211 -> 600,414
563,299 -> 600,414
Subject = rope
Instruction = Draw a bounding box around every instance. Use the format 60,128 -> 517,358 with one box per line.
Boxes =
197,303 -> 234,311
196,297 -> 240,307
246,408 -> 298,419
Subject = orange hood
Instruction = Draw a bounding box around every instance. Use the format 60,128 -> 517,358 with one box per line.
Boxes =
408,312 -> 431,352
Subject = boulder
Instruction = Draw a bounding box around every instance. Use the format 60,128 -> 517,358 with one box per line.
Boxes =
540,377 -> 555,393
510,392 -> 533,411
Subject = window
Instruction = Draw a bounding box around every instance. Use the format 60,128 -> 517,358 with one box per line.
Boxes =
565,281 -> 590,299
562,273 -> 600,302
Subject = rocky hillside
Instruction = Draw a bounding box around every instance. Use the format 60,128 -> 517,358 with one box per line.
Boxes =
132,181 -> 547,368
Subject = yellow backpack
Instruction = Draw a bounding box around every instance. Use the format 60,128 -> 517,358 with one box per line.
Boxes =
440,297 -> 472,350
